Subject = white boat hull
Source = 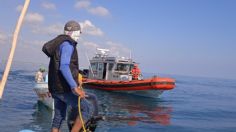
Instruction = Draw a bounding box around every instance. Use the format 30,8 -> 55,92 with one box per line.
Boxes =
33,82 -> 54,110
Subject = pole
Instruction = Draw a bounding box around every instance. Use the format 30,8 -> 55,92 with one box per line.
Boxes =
0,0 -> 30,99
85,52 -> 94,78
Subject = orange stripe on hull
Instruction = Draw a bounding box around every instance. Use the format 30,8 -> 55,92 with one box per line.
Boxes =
83,77 -> 175,91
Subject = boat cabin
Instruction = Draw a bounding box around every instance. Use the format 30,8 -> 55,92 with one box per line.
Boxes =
88,48 -> 135,81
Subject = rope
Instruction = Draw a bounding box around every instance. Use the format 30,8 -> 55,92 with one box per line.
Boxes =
0,0 -> 31,99
78,96 -> 86,132
78,73 -> 86,132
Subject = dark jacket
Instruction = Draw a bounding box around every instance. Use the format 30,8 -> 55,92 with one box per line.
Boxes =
42,35 -> 79,93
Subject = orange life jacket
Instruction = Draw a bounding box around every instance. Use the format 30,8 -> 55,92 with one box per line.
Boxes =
131,67 -> 141,80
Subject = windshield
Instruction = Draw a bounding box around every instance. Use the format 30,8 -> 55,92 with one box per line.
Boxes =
115,63 -> 130,72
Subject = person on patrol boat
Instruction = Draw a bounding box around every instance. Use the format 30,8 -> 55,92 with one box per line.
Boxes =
131,64 -> 141,80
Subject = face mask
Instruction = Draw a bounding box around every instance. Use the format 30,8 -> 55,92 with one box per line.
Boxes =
64,30 -> 81,42
71,30 -> 81,41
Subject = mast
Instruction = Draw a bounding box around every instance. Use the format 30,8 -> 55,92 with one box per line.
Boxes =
85,52 -> 94,78
0,0 -> 30,99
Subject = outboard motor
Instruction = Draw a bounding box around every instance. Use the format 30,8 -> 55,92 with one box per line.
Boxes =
67,93 -> 104,132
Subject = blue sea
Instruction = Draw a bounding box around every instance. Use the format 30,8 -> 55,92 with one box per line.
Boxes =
0,64 -> 236,132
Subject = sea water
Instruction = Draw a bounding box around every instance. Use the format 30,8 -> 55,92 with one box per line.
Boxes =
0,65 -> 236,132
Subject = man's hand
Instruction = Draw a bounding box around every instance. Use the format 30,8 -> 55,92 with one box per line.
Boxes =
72,87 -> 85,98
78,82 -> 83,89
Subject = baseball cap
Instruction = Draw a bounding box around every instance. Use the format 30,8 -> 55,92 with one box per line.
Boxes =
64,20 -> 81,31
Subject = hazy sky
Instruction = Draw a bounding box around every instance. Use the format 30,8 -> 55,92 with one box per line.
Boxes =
0,0 -> 235,79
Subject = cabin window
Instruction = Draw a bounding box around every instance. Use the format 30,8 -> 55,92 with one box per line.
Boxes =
108,63 -> 114,71
129,64 -> 134,71
115,63 -> 130,72
91,63 -> 98,71
98,63 -> 103,71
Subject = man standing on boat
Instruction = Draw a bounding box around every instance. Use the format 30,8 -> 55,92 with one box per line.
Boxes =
35,67 -> 45,83
42,20 -> 86,132
131,64 -> 141,80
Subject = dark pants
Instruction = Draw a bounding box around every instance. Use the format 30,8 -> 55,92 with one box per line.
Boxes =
51,92 -> 78,129
51,92 -> 98,129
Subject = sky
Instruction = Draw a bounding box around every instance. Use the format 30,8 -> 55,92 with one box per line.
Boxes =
0,0 -> 235,80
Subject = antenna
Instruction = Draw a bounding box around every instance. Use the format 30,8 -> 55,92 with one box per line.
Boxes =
96,48 -> 110,56
85,52 -> 94,78
129,50 -> 132,59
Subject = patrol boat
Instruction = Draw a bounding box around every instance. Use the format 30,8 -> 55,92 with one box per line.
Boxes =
82,48 -> 175,98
